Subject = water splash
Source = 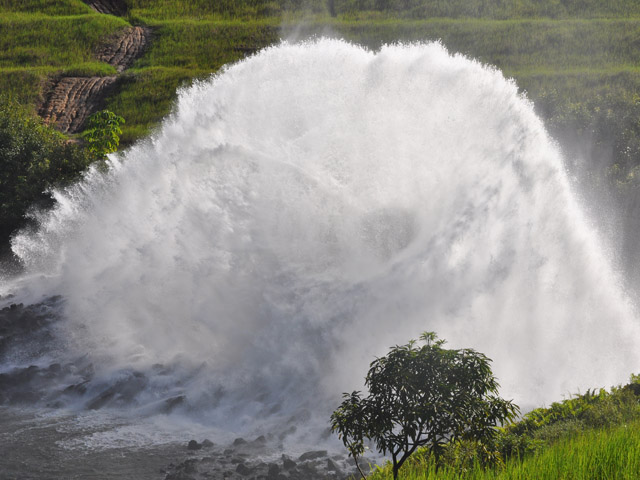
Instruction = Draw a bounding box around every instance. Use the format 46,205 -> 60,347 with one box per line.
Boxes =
5,39 -> 640,429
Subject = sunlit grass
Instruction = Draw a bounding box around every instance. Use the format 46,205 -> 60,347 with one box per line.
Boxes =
3,0 -> 640,149
366,420 -> 640,480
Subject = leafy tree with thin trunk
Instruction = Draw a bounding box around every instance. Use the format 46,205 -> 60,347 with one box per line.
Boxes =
83,109 -> 125,160
330,332 -> 519,479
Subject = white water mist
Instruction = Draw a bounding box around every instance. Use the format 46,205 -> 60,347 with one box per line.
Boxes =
7,39 -> 640,428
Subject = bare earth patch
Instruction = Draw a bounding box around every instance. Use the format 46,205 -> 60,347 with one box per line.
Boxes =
38,77 -> 118,133
83,0 -> 128,16
97,26 -> 152,73
39,11 -> 151,133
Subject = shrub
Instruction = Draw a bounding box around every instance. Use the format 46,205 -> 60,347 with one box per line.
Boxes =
0,97 -> 92,249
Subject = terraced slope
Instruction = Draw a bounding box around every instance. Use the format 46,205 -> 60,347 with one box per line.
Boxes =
38,76 -> 117,133
36,13 -> 151,133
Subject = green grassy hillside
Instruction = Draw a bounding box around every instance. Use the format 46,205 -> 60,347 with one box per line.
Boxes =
366,377 -> 640,479
2,0 -> 640,243
2,0 -> 640,156
367,421 -> 640,479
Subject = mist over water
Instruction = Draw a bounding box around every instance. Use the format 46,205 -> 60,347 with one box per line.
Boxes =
4,39 -> 640,434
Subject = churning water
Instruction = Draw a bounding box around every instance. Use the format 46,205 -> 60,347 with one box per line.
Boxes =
2,39 -> 640,440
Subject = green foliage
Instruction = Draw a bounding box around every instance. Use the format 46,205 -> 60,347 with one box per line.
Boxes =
333,0 -> 640,19
0,14 -> 128,69
126,0 -> 327,21
368,419 -> 640,479
82,109 -> 125,159
0,97 -> 91,245
331,332 -> 519,479
0,0 -> 93,16
366,373 -> 640,479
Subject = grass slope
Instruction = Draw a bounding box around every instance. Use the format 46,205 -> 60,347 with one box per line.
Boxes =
368,421 -> 640,480
2,0 -> 640,155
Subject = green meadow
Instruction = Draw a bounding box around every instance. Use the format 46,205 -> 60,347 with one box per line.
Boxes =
2,0 -> 640,229
367,421 -> 640,480
0,0 -> 639,169
365,378 -> 640,480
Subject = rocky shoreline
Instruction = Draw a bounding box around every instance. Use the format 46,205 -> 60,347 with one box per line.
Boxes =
163,436 -> 369,480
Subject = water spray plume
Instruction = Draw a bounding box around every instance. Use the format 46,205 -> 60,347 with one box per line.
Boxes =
4,39 -> 639,431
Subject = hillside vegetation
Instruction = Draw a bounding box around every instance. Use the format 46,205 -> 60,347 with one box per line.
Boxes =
366,375 -> 640,479
2,0 -> 640,244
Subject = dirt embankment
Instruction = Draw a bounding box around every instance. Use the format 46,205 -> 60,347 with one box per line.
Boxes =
83,0 -> 128,16
98,26 -> 151,73
38,4 -> 150,134
39,77 -> 118,133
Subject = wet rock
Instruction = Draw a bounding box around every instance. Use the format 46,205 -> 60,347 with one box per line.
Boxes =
202,439 -> 214,448
235,462 -> 253,476
164,458 -> 198,480
85,370 -> 148,409
282,456 -> 297,470
327,458 -> 339,471
298,450 -> 328,461
233,438 -> 247,446
267,463 -> 280,478
183,460 -> 198,474
187,440 -> 202,451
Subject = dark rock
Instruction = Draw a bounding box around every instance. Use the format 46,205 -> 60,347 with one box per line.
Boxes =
86,370 -> 148,409
162,395 -> 185,413
187,440 -> 202,450
327,458 -> 340,472
235,463 -> 253,476
267,463 -> 279,478
233,437 -> 247,446
299,462 -> 317,475
253,435 -> 267,444
282,457 -> 297,470
165,474 -> 195,480
183,459 -> 198,474
298,450 -> 327,461
202,438 -> 214,448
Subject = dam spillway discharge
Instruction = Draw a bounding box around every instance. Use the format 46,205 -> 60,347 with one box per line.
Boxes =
2,39 -> 639,435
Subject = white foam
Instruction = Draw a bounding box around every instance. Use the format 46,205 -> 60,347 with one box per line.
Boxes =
6,39 -> 639,430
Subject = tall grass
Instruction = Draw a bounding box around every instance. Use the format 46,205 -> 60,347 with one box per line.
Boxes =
0,14 -> 128,68
0,0 -> 92,16
3,0 -> 640,154
367,420 -> 640,480
132,21 -> 279,71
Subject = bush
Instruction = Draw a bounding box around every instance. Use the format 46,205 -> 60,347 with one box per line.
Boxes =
0,97 -> 92,250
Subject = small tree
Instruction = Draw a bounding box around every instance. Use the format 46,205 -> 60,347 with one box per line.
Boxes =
83,109 -> 125,159
330,332 -> 519,480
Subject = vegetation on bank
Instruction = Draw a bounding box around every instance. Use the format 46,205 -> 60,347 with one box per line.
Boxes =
331,331 -> 640,479
0,98 -> 93,252
356,367 -> 640,479
332,333 -> 518,480
367,420 -> 640,479
2,0 -> 640,244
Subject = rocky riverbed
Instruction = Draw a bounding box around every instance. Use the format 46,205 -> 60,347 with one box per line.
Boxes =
0,405 -> 369,480
0,299 -> 371,479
